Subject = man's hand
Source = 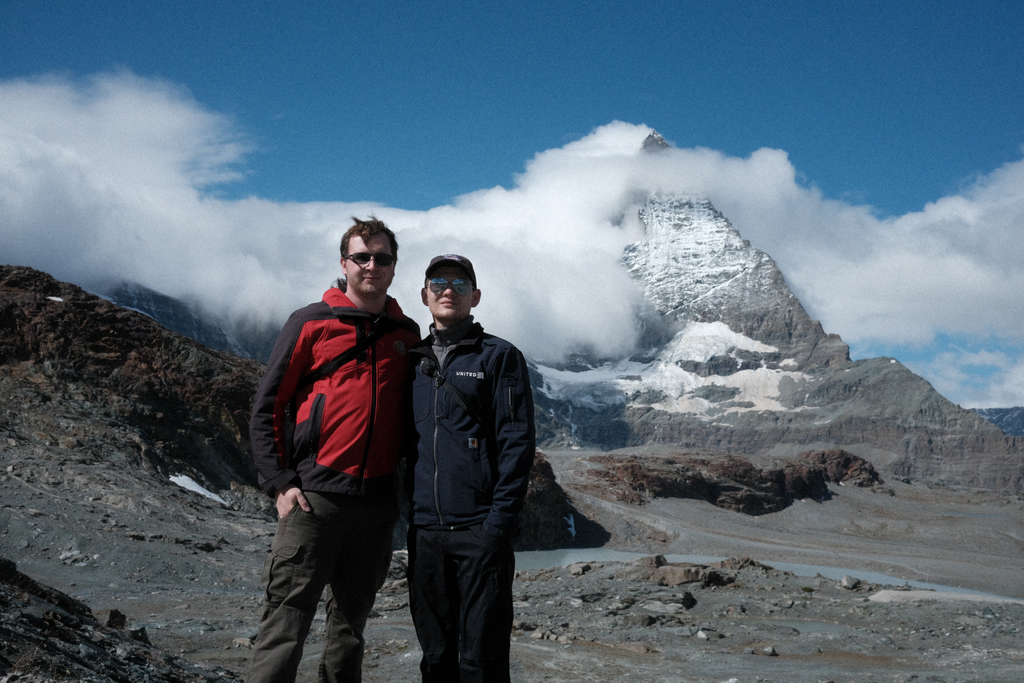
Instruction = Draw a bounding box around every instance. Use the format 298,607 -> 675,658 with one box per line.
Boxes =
275,484 -> 312,519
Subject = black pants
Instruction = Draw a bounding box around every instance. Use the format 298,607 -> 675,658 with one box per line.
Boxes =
407,525 -> 515,683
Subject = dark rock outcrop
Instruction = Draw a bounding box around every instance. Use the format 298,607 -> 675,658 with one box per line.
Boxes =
580,453 -> 831,516
0,556 -> 233,682
515,451 -> 574,550
799,449 -> 883,487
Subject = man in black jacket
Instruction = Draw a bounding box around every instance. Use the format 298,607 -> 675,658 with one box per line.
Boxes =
406,254 -> 536,683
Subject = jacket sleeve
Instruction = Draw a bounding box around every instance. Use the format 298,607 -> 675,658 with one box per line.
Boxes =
249,309 -> 312,496
484,345 -> 536,538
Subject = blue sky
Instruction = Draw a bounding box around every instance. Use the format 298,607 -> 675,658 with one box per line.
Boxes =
2,1 -> 1024,408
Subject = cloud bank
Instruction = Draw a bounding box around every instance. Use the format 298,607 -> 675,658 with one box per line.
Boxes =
3,72 -> 1023,407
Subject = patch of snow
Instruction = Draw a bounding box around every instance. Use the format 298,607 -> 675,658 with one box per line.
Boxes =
647,365 -> 807,415
535,356 -> 810,419
170,474 -> 227,505
47,296 -> 63,302
534,361 -> 647,409
658,321 -> 777,364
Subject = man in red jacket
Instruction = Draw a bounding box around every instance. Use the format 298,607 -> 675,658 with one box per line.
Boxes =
247,216 -> 420,683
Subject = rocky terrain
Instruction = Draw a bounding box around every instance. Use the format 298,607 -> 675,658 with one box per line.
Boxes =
0,265 -> 263,494
1,446 -> 1022,682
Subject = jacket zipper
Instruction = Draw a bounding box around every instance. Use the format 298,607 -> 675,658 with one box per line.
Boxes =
357,321 -> 378,492
432,372 -> 444,525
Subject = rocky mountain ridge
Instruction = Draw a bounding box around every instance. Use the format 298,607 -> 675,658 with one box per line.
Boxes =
0,265 -> 262,493
975,406 -> 1024,436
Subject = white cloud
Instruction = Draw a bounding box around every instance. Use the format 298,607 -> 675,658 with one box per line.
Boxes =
2,72 -> 1023,406
906,346 -> 1024,409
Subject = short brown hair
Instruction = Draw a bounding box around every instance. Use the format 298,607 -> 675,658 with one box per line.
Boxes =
340,216 -> 398,261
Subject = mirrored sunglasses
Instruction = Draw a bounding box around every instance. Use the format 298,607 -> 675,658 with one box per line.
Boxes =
345,252 -> 395,266
428,278 -> 473,295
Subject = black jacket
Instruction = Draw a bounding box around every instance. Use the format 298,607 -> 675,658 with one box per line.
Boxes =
407,322 -> 535,539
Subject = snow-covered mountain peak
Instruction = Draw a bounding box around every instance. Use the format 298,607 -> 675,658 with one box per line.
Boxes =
641,131 -> 670,151
622,195 -> 780,324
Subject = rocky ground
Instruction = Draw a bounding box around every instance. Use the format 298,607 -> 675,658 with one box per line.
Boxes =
2,440 -> 1023,682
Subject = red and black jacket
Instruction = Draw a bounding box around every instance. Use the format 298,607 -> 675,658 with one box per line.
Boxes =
250,287 -> 420,498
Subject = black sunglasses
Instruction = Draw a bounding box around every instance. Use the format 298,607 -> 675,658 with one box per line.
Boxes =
344,252 -> 395,267
428,278 -> 473,295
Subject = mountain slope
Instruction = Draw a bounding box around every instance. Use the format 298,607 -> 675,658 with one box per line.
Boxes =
99,281 -> 277,362
0,265 -> 263,492
975,406 -> 1024,436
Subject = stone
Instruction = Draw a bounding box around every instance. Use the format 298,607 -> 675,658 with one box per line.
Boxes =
94,608 -> 127,629
652,565 -> 702,586
567,562 -> 592,576
127,626 -> 151,644
840,575 -> 862,590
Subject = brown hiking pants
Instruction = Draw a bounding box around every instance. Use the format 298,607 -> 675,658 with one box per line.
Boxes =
247,491 -> 397,683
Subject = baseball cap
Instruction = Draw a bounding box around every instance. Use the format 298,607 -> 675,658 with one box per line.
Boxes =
425,254 -> 476,288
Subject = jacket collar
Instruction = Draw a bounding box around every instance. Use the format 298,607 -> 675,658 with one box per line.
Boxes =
322,286 -> 406,321
411,320 -> 484,357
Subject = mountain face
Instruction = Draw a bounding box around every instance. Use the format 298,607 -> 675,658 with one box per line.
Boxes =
974,407 -> 1024,437
622,195 -> 849,369
531,192 -> 1024,494
99,281 -> 277,362
0,266 -> 263,493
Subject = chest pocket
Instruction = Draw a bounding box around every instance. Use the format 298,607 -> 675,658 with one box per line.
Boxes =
412,362 -> 435,423
443,367 -> 490,428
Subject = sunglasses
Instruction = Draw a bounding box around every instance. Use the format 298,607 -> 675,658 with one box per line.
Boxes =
428,278 -> 473,295
344,252 -> 395,267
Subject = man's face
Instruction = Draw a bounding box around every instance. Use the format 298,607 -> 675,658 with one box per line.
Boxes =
421,265 -> 480,329
342,234 -> 396,302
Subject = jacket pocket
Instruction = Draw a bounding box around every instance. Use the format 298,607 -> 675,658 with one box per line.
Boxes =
501,378 -> 525,424
476,435 -> 495,494
293,393 -> 327,464
412,371 -> 433,423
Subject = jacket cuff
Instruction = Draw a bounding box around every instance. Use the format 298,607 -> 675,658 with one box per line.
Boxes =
264,470 -> 299,497
484,514 -> 515,539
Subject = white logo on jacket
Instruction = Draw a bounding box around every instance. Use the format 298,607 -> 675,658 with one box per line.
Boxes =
455,371 -> 484,379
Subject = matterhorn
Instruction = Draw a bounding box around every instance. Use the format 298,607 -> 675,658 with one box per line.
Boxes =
532,134 -> 1022,495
